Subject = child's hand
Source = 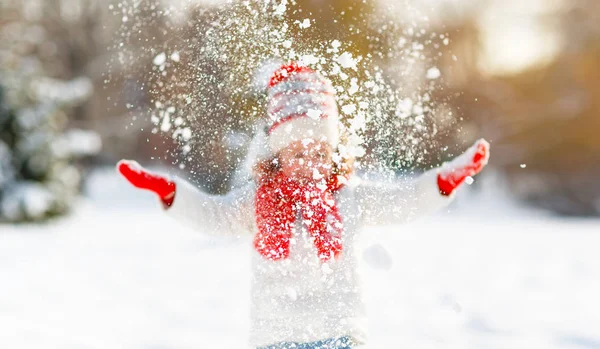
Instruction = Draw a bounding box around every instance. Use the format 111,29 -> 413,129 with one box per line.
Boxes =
117,160 -> 176,206
437,139 -> 490,196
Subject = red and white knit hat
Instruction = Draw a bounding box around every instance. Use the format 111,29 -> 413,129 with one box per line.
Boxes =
265,62 -> 340,153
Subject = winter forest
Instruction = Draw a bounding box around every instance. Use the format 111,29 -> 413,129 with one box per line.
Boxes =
1,0 -> 600,348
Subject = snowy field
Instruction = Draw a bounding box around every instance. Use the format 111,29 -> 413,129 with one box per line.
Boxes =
2,169 -> 600,349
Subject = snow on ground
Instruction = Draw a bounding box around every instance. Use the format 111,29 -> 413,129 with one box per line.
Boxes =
1,168 -> 600,349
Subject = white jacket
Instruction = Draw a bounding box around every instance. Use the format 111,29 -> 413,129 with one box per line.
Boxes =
164,170 -> 453,347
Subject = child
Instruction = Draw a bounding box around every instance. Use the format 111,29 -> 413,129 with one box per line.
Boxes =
117,62 -> 489,349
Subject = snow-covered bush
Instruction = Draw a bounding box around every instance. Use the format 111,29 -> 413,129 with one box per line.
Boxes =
0,21 -> 101,223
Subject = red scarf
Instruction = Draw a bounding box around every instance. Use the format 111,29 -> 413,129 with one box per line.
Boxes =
254,172 -> 345,262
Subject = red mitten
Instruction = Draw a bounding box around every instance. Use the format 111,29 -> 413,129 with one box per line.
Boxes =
117,160 -> 176,206
437,139 -> 490,196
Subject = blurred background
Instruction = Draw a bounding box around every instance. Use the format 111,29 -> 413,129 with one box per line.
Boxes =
2,0 -> 599,222
1,0 -> 600,348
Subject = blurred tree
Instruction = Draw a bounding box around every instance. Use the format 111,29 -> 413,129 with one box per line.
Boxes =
0,3 -> 101,222
430,0 -> 600,216
489,0 -> 600,216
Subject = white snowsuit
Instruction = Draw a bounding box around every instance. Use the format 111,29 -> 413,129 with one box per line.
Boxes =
164,169 -> 453,347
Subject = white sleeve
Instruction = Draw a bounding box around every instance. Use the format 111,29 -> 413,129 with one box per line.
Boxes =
162,178 -> 255,237
355,169 -> 454,227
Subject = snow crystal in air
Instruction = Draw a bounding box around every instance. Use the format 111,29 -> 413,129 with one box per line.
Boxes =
412,104 -> 424,115
340,134 -> 366,158
299,54 -> 319,66
336,52 -> 357,69
170,52 -> 180,62
349,112 -> 366,132
331,40 -> 341,52
348,78 -> 359,95
181,128 -> 192,141
298,18 -> 311,29
341,104 -> 356,115
465,176 -> 474,185
153,52 -> 166,66
426,67 -> 441,79
520,164 -> 527,168
160,115 -> 171,132
396,98 -> 414,118
273,1 -> 287,16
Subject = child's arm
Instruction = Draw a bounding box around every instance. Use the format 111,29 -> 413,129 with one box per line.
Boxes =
117,160 -> 254,236
355,139 -> 489,226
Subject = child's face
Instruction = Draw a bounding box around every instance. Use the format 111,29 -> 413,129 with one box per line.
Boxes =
279,139 -> 333,183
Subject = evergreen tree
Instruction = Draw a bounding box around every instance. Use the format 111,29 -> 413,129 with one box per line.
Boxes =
0,18 -> 100,222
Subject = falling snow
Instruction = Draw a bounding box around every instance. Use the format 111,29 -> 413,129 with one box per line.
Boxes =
336,52 -> 358,69
341,104 -> 356,115
107,0 -> 455,177
153,52 -> 166,66
104,2 -> 471,345
298,18 -> 311,29
426,66 -> 441,79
